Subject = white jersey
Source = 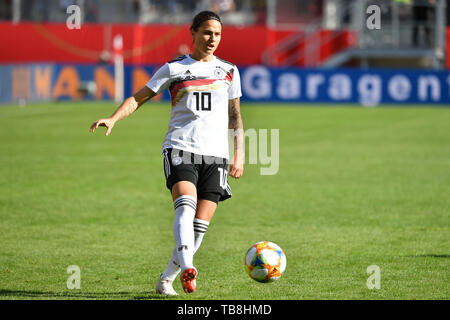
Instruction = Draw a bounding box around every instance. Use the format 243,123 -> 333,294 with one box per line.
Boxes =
146,54 -> 242,160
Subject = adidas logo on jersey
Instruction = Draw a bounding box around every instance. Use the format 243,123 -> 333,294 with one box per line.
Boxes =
181,70 -> 195,81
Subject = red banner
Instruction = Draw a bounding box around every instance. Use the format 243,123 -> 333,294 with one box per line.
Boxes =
447,27 -> 450,69
0,22 -> 355,66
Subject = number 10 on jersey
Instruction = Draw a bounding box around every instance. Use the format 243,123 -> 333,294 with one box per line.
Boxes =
193,92 -> 211,111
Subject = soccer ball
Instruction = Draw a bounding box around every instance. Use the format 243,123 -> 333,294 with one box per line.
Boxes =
244,241 -> 286,283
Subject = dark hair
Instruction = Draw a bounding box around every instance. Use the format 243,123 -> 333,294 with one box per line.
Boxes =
190,11 -> 222,31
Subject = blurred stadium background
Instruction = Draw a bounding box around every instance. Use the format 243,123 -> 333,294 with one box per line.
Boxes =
0,0 -> 449,105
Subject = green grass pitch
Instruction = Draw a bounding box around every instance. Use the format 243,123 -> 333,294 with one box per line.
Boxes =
0,101 -> 449,300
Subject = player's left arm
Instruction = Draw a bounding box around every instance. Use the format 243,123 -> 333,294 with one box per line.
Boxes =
228,97 -> 244,179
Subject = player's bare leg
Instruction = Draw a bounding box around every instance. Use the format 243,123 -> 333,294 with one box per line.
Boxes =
195,199 -> 217,221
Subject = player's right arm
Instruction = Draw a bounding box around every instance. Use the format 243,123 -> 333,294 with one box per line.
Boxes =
91,62 -> 171,136
89,86 -> 157,136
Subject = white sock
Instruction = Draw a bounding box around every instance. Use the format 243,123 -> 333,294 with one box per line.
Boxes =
161,248 -> 180,281
193,218 -> 210,252
161,217 -> 210,281
172,195 -> 197,271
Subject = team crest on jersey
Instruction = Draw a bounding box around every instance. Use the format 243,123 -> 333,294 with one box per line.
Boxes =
214,67 -> 225,79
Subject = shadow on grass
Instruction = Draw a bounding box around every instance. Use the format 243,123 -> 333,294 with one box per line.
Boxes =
0,289 -> 177,300
408,254 -> 450,258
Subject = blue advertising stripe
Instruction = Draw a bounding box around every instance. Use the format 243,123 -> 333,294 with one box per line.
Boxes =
0,64 -> 449,105
239,66 -> 450,104
0,66 -> 13,103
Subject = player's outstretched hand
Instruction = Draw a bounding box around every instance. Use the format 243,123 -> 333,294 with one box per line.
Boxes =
90,118 -> 116,136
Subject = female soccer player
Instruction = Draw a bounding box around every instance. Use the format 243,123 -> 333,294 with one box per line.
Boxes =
90,11 -> 244,295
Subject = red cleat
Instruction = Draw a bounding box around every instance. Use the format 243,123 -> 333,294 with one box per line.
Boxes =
181,267 -> 197,294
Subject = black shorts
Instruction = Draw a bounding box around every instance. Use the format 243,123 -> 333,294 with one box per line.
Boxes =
162,148 -> 232,204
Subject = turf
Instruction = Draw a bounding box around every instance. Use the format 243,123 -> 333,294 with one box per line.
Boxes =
0,101 -> 449,300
